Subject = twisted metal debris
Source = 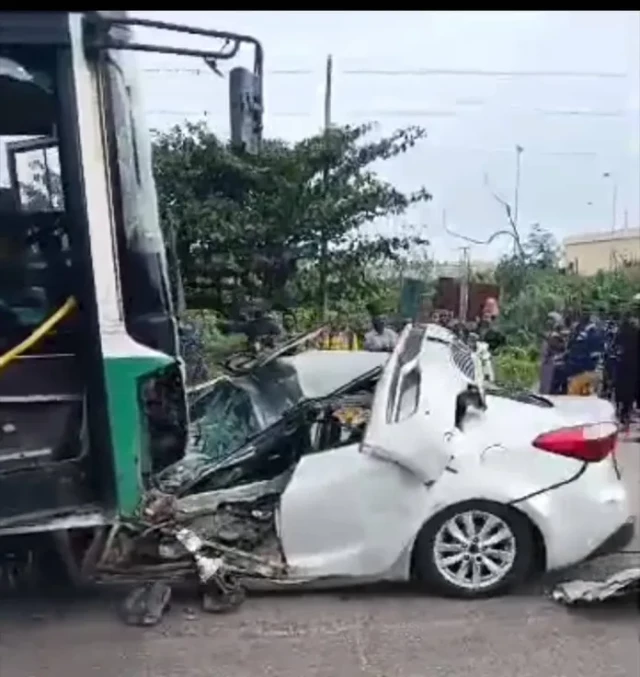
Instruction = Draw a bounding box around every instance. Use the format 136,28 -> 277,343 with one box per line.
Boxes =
551,567 -> 640,605
96,488 -> 287,623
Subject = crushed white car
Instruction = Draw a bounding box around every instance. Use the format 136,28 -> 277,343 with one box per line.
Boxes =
100,323 -> 634,603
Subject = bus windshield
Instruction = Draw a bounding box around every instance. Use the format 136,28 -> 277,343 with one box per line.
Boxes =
102,49 -> 180,356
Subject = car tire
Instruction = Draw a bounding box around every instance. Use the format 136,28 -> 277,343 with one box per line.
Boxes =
412,499 -> 534,598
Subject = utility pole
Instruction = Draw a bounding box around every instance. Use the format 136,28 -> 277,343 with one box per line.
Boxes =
513,145 -> 524,248
603,172 -> 617,231
319,54 -> 333,320
612,184 -> 618,231
458,245 -> 471,322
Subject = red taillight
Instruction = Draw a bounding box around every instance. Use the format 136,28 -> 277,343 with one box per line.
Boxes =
533,422 -> 618,463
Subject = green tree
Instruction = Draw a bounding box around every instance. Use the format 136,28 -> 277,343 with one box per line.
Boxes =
494,224 -> 559,297
20,156 -> 64,211
496,224 -> 639,347
524,223 -> 558,269
152,121 -> 430,320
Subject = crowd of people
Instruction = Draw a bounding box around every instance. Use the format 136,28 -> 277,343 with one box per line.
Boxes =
358,295 -> 640,429
226,293 -> 640,430
538,297 -> 640,428
357,300 -> 504,385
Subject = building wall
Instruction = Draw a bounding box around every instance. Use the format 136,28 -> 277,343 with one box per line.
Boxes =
432,260 -> 496,278
563,229 -> 640,276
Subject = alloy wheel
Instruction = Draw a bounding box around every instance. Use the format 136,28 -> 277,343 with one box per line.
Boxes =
433,509 -> 517,591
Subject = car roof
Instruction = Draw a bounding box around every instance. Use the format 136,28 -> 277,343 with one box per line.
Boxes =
279,350 -> 389,400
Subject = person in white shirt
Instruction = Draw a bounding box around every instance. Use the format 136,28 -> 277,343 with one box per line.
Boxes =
364,315 -> 398,352
468,331 -> 495,383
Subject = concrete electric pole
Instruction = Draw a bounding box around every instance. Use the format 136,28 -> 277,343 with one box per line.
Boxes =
319,54 -> 333,320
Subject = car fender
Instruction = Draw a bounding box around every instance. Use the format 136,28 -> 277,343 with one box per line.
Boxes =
406,460 -> 575,570
418,474 -> 544,526
370,469 -> 547,582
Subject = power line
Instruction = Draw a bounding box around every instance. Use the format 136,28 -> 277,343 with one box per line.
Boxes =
145,107 -> 630,119
141,67 -> 633,118
142,66 -> 628,79
539,109 -> 628,117
148,108 -> 308,117
349,109 -> 458,117
143,116 -> 632,157
142,67 -> 313,75
341,68 -> 627,78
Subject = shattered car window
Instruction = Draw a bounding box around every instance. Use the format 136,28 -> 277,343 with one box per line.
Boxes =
189,380 -> 260,463
486,387 -> 554,408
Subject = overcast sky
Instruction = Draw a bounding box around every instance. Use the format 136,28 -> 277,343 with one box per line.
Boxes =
135,10 -> 639,261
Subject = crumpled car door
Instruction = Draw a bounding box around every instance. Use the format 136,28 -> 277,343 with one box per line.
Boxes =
361,324 -> 457,484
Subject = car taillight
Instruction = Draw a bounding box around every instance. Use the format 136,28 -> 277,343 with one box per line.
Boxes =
533,422 -> 618,462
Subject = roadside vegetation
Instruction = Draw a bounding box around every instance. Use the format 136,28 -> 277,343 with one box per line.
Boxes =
151,121 -> 640,388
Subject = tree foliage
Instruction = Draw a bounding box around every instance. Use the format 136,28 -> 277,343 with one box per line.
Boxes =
20,157 -> 64,211
494,223 -> 559,299
496,224 -> 639,347
152,121 -> 430,320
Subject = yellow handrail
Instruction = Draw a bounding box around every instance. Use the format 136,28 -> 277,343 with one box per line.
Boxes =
0,296 -> 77,372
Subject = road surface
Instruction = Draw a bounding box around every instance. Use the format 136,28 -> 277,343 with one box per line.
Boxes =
1,436 -> 638,677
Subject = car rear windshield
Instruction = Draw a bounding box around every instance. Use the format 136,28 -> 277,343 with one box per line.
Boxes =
486,387 -> 554,408
450,340 -> 477,382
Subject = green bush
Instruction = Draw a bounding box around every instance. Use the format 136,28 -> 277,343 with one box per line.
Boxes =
494,346 -> 539,390
499,267 -> 640,348
184,309 -> 246,375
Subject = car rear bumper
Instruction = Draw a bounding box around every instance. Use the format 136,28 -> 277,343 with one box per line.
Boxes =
519,457 -> 633,571
585,517 -> 636,561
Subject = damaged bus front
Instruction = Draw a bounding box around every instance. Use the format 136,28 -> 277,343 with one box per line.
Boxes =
0,11 -> 262,586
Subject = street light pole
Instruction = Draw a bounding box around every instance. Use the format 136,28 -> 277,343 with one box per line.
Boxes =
612,183 -> 618,232
603,172 -> 617,231
319,54 -> 333,319
457,245 -> 471,322
513,144 -> 524,230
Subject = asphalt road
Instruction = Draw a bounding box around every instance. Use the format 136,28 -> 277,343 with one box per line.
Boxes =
1,437 -> 638,677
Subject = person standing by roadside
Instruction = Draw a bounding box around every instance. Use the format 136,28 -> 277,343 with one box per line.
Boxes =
282,311 -> 297,337
613,311 -> 639,430
364,313 -> 398,353
601,305 -> 620,401
539,311 -> 565,395
317,313 -> 361,351
633,293 -> 640,414
467,330 -> 495,383
482,296 -> 500,322
564,309 -> 605,396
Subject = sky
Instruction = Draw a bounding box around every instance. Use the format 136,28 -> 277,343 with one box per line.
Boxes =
70,12 -> 640,260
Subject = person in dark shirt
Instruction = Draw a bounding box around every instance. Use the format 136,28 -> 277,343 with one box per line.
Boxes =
601,309 -> 620,400
539,312 -> 565,395
565,310 -> 605,396
613,312 -> 639,429
633,294 -> 640,413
